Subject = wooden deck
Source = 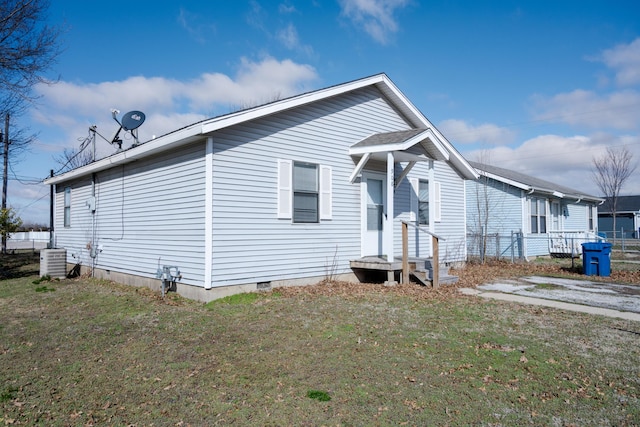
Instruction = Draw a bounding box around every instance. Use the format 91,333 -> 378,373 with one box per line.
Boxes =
349,255 -> 458,287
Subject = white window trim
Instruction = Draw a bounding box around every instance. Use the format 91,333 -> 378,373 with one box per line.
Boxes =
530,197 -> 548,234
409,178 -> 418,222
433,181 -> 441,222
410,178 -> 440,224
277,159 -> 292,219
319,165 -> 332,220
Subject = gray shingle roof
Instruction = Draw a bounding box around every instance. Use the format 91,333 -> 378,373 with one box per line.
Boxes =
600,195 -> 640,213
469,161 -> 602,202
350,128 -> 428,149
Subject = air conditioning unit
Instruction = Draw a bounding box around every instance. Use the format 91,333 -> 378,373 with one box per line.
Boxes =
40,249 -> 67,279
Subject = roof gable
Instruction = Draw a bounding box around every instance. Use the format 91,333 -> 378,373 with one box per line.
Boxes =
46,73 -> 478,185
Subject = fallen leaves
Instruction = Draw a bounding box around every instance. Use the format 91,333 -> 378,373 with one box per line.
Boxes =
272,259 -> 640,302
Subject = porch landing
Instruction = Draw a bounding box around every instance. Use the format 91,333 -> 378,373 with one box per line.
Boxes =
349,257 -> 459,286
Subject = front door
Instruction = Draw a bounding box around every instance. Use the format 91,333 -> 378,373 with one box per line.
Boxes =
362,172 -> 386,256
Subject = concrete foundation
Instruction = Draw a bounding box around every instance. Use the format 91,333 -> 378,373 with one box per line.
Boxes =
70,263 -> 358,303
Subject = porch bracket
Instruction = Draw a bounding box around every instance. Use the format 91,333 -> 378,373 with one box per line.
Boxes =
394,161 -> 417,189
349,152 -> 371,184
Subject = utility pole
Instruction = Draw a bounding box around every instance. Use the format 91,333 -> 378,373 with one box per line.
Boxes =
2,112 -> 8,254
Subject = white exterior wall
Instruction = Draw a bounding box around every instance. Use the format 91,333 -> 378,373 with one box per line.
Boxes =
465,178 -> 525,259
207,86 -> 411,287
52,85 -> 472,292
563,202 -> 592,230
465,177 -> 524,236
432,161 -> 467,263
54,176 -> 93,265
54,143 -> 207,286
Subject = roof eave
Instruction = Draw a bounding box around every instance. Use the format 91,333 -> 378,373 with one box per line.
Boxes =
44,124 -> 204,185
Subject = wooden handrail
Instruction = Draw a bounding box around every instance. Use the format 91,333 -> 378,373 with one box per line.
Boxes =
400,220 -> 446,241
401,220 -> 443,288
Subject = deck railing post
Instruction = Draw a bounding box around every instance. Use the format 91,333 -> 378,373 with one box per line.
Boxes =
432,235 -> 439,288
402,222 -> 409,284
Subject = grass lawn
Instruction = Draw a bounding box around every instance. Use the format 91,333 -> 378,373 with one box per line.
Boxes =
1,252 -> 639,426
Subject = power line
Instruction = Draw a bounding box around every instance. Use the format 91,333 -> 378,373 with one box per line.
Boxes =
52,129 -> 94,175
8,162 -> 43,184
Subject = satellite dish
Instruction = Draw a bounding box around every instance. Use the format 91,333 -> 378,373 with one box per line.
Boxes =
109,109 -> 146,149
121,111 -> 145,131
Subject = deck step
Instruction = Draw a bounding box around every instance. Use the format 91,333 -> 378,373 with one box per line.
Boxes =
410,270 -> 431,286
410,269 -> 459,286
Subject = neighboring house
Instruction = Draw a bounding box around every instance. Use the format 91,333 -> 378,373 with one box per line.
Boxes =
598,195 -> 640,239
466,161 -> 603,259
44,74 -> 478,301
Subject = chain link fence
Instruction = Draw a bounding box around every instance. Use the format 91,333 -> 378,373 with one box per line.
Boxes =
467,231 -> 606,263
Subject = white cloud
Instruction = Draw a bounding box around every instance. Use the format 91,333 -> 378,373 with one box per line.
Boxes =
531,89 -> 640,131
439,119 -> 516,145
278,2 -> 297,14
276,23 -> 314,56
177,8 -> 216,43
339,0 -> 410,44
32,57 -> 319,153
463,133 -> 640,197
598,37 -> 640,87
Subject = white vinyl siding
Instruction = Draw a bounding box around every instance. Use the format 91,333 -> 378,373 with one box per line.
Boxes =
54,143 -> 207,287
433,181 -> 441,222
465,177 -> 523,236
52,83 -> 472,290
209,85 -> 411,287
432,162 -> 466,262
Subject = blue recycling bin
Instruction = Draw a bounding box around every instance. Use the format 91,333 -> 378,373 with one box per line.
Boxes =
581,242 -> 612,277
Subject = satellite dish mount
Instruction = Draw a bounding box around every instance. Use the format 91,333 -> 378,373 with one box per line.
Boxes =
110,109 -> 146,148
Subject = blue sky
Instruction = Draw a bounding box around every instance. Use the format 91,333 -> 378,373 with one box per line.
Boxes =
11,0 -> 640,224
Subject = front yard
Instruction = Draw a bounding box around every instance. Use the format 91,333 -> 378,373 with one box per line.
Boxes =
0,252 -> 639,425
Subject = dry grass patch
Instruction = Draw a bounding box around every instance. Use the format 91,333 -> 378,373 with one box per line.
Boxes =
0,253 -> 639,425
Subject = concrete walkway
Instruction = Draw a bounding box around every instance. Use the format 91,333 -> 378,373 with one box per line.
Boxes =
460,276 -> 640,322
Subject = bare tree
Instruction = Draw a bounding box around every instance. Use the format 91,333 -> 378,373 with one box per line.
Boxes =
54,146 -> 93,173
592,146 -> 637,240
0,0 -> 61,252
0,0 -> 62,102
467,154 -> 511,263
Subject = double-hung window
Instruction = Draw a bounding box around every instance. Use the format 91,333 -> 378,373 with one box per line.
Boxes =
410,178 -> 440,224
278,159 -> 332,223
418,180 -> 429,225
293,162 -> 319,223
64,187 -> 71,228
530,197 -> 547,234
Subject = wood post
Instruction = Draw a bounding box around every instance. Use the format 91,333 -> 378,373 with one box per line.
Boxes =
432,235 -> 439,288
